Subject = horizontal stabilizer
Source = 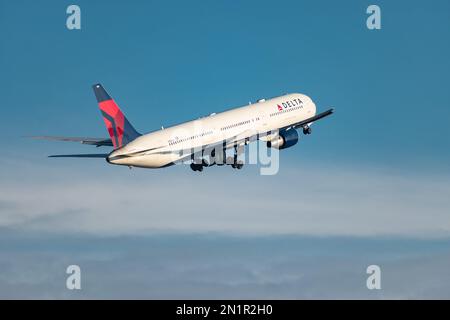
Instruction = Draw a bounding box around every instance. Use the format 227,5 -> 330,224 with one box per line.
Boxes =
29,136 -> 113,147
49,153 -> 108,158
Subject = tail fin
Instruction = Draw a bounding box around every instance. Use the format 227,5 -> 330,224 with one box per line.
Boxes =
92,83 -> 141,149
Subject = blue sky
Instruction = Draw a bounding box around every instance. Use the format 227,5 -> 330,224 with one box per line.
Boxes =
1,0 -> 450,169
1,0 -> 450,298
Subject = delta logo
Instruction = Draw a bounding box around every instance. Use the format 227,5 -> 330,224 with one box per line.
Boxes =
276,98 -> 303,112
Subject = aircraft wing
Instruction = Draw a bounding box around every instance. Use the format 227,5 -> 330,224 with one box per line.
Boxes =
289,108 -> 334,130
29,136 -> 113,147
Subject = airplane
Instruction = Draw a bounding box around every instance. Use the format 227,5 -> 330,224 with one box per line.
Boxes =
32,84 -> 334,172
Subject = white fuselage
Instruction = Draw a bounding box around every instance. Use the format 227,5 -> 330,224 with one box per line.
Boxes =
107,93 -> 316,168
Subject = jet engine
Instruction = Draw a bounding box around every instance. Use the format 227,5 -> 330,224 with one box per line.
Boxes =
266,129 -> 299,149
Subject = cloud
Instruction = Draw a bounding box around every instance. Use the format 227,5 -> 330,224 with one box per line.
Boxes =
1,157 -> 450,299
1,157 -> 450,237
0,232 -> 450,299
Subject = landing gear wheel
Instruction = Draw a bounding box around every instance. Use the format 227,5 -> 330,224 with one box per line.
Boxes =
190,163 -> 203,172
303,126 -> 312,135
231,160 -> 243,169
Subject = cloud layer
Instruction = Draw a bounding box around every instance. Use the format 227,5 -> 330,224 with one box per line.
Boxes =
1,232 -> 450,299
1,157 -> 449,237
1,157 -> 450,298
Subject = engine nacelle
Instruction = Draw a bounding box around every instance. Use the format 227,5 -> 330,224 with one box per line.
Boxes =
266,129 -> 299,149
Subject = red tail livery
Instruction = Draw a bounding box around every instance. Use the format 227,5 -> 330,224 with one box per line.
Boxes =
93,84 -> 141,149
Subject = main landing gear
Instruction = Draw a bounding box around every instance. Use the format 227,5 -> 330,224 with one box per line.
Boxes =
302,125 -> 312,135
190,163 -> 204,172
229,144 -> 244,170
226,156 -> 244,169
190,145 -> 244,172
